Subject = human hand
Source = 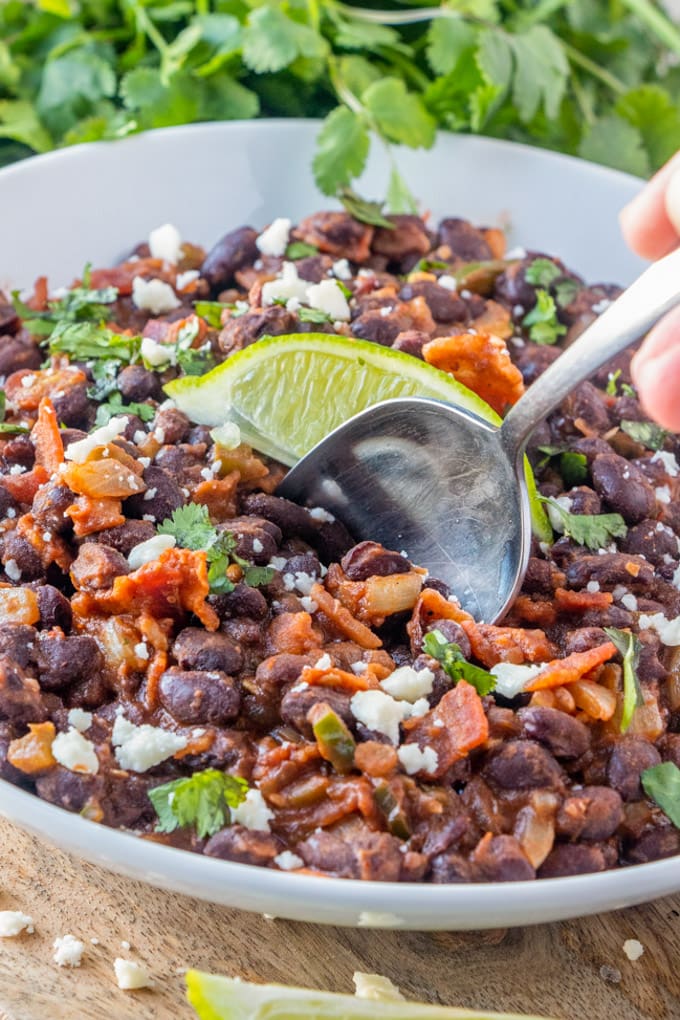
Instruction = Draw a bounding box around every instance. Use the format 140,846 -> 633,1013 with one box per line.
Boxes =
620,153 -> 680,431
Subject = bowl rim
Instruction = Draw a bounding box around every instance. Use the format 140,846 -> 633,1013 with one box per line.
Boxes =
0,121 -> 665,929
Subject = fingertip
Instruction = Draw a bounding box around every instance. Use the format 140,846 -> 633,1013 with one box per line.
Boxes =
619,152 -> 680,260
632,344 -> 680,432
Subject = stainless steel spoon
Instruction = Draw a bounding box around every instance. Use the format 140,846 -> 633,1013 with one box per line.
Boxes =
278,246 -> 680,623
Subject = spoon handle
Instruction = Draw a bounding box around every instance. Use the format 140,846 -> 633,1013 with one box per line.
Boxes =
500,245 -> 680,463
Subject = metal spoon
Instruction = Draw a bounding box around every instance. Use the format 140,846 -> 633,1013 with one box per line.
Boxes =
278,246 -> 680,622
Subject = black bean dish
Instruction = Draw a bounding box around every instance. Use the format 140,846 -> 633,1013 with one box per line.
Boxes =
0,208 -> 679,883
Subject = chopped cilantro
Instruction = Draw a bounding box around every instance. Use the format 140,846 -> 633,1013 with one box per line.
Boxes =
422,629 -> 496,696
604,627 -> 643,733
94,392 -> 155,427
148,768 -> 249,839
540,496 -> 627,550
522,289 -> 567,345
525,258 -> 561,288
537,446 -> 588,487
285,241 -> 318,260
194,301 -> 232,329
12,273 -> 118,341
338,188 -> 394,229
620,419 -> 668,451
0,391 -> 28,435
412,258 -> 450,274
641,762 -> 680,829
157,503 -> 273,594
553,278 -> 580,308
47,322 -> 142,366
606,369 -> 622,396
297,306 -> 332,324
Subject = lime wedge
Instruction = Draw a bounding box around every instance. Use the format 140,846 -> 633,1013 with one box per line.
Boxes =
185,972 -> 556,1020
165,333 -> 551,541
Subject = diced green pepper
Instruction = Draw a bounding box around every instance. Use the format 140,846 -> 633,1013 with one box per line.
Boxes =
310,704 -> 356,774
374,781 -> 411,840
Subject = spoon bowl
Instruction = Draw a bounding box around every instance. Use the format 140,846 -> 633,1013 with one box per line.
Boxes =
279,245 -> 680,621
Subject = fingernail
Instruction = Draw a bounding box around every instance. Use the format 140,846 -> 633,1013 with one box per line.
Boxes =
665,165 -> 680,236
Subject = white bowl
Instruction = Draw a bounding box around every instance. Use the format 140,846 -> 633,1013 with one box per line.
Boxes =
0,120 -> 668,931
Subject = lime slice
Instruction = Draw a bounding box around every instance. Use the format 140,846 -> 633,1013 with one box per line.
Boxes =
185,972 -> 556,1020
166,333 -> 551,540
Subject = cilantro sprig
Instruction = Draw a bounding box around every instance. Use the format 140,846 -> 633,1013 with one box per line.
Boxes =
620,420 -> 668,451
94,392 -> 155,427
12,269 -> 118,341
422,629 -> 496,697
148,768 -> 249,839
604,627 -> 644,733
522,290 -> 567,346
540,497 -> 627,550
642,762 -> 680,830
157,503 -> 274,594
525,259 -> 561,288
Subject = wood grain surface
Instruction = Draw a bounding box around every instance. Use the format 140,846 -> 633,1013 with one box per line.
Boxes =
0,817 -> 678,1020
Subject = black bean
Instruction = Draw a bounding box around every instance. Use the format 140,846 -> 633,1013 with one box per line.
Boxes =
622,519 -> 679,566
52,383 -> 93,430
341,541 -> 410,581
2,532 -> 43,581
471,834 -> 535,882
32,483 -> 75,536
391,330 -> 428,359
36,586 -> 73,631
209,583 -> 268,621
0,335 -> 42,377
87,519 -> 156,556
430,851 -> 475,883
174,628 -> 243,675
125,465 -> 184,524
70,543 -> 129,591
117,364 -> 164,402
591,452 -> 656,524
219,516 -> 281,564
218,307 -> 296,356
35,767 -> 102,814
607,738 -> 661,801
0,625 -> 37,668
0,658 -> 47,724
561,381 -> 611,434
201,226 -> 259,291
280,684 -> 353,740
556,786 -> 624,841
437,218 -> 492,261
158,667 -> 240,726
626,826 -> 680,864
37,633 -> 103,691
538,842 -> 609,877
3,435 -> 34,470
204,824 -> 280,866
484,740 -> 564,790
518,707 -> 590,759
152,407 -> 190,445
400,280 -> 466,322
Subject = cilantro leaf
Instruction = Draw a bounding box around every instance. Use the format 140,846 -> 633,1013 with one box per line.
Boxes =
620,420 -> 668,451
94,391 -> 155,427
158,503 -> 216,552
509,26 -> 568,123
579,115 -> 650,178
194,300 -> 231,329
363,77 -> 436,149
522,289 -> 567,345
616,85 -> 680,171
641,762 -> 680,829
148,769 -> 249,839
525,258 -> 561,288
422,629 -> 496,696
386,165 -> 418,215
604,627 -> 643,733
554,278 -> 580,309
339,189 -> 394,229
297,307 -> 332,324
285,241 -> 318,260
120,68 -> 201,130
540,497 -> 627,550
560,452 -> 588,488
47,322 -> 141,365
312,106 -> 370,197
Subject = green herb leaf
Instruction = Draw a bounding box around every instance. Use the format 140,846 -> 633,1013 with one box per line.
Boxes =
509,26 -> 568,123
243,565 -> 275,588
604,627 -> 643,733
312,106 -> 370,197
158,503 -> 217,552
554,278 -> 580,309
422,629 -> 496,696
285,241 -> 318,260
297,306 -> 331,324
579,115 -> 650,178
386,165 -> 418,215
338,189 -> 393,229
522,289 -> 567,345
94,391 -> 155,427
148,769 -> 249,839
48,322 -> 141,366
525,258 -> 561,288
606,369 -> 622,396
540,497 -> 627,550
412,258 -> 450,274
425,17 -> 477,76
560,452 -> 588,488
641,762 -> 680,829
620,420 -> 668,451
363,77 -> 436,149
194,300 -> 231,329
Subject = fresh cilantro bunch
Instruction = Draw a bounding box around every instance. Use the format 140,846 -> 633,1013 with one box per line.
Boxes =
1,0 -> 679,196
422,629 -> 496,697
157,503 -> 274,594
149,768 -> 249,839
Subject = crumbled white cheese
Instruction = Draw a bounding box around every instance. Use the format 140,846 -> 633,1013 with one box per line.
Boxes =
639,612 -> 680,646
505,246 -> 527,259
134,641 -> 150,660
0,912 -> 34,937
67,708 -> 93,733
332,258 -> 352,281
52,728 -> 99,774
252,538 -> 264,554
621,593 -> 638,611
134,430 -> 147,446
586,580 -> 601,593
153,427 -> 165,443
546,495 -> 573,533
291,571 -> 316,595
513,303 -> 525,317
353,972 -> 404,1002
314,653 -> 332,670
438,274 -> 457,292
673,564 -> 680,591
127,534 -> 176,570
113,957 -> 154,990
299,596 -> 318,613
211,422 -> 241,449
120,940 -> 131,951
592,297 -> 612,314
351,661 -> 368,675
148,223 -> 182,263
397,743 -> 438,775
652,450 -> 679,477
176,269 -> 200,290
261,261 -> 309,306
350,689 -> 409,745
268,556 -> 288,571
308,506 -> 335,523
8,464 -> 25,475
53,934 -> 85,968
380,665 -> 434,703
230,788 -> 275,831
132,276 -> 180,315
65,416 -> 128,463
4,559 -> 21,582
274,850 -> 304,871
623,939 -> 644,961
656,485 -> 672,504
490,661 -> 543,699
379,305 -> 393,317
112,715 -> 187,772
256,217 -> 291,257
402,697 -> 430,718
306,279 -> 351,321
141,335 -> 174,368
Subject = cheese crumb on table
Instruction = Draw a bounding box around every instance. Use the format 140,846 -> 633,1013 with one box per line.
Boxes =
113,957 -> 154,990
53,934 -> 85,967
623,938 -> 645,961
353,972 -> 405,1001
0,911 -> 34,937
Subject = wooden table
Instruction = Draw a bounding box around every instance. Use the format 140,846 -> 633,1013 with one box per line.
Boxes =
0,819 -> 678,1020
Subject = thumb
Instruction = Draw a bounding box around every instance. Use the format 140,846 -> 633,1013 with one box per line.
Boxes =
665,164 -> 680,238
